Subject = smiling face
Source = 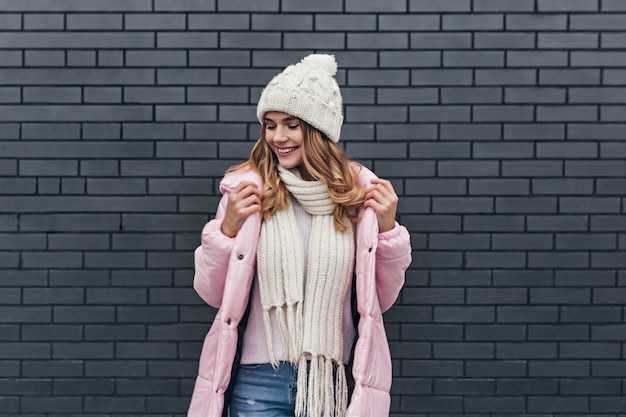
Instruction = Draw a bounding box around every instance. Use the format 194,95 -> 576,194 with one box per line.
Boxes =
263,111 -> 313,180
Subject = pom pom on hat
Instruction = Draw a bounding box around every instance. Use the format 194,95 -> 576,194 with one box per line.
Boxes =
256,53 -> 343,143
301,53 -> 338,76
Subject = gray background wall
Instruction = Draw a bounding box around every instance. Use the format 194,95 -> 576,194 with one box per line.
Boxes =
1,0 -> 625,415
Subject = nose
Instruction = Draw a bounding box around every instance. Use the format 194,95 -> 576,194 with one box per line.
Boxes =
274,126 -> 289,142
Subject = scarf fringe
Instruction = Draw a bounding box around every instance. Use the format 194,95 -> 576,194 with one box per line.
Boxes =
295,355 -> 348,417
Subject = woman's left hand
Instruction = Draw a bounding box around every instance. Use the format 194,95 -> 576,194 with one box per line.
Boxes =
364,178 -> 398,233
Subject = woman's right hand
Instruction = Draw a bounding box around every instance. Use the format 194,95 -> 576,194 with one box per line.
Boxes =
220,181 -> 262,238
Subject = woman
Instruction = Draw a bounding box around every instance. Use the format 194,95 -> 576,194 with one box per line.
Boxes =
188,54 -> 412,417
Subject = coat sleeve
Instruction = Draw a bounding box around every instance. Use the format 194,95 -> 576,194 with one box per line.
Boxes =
375,221 -> 412,313
193,192 -> 235,309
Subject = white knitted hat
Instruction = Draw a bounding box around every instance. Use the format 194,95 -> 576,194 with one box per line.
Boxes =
256,54 -> 343,143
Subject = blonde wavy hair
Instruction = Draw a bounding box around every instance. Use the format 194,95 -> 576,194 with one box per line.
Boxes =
227,120 -> 365,231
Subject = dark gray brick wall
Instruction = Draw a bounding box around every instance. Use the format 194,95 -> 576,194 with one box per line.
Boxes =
0,0 -> 624,415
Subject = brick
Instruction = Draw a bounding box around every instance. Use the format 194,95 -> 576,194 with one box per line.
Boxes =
538,0 -> 599,11
557,233 -> 616,250
23,13 -> 62,29
216,105 -> 256,122
443,14 -> 503,30
464,215 -> 525,232
466,324 -> 526,341
537,142 -> 598,158
476,69 -> 536,85
84,396 -> 146,412
439,161 -> 499,177
433,197 -> 493,213
121,160 -> 182,177
23,50 -> 64,67
53,378 -> 114,395
406,179 -> 466,195
477,33 -> 535,50
466,251 -> 525,268
559,342 -> 621,359
251,13 -> 312,31
281,0 -> 340,11
505,124 -> 565,141
154,0 -> 215,10
475,0 -> 535,11
601,105 -> 626,121
466,396 -> 526,413
555,270 -> 615,287
529,396 -> 590,413
560,197 -> 620,213
410,142 -> 470,158
125,13 -> 186,30
467,288 -> 527,304
505,87 -> 566,104
402,395 -> 463,412
530,360 -> 590,377
21,214 -> 120,232
604,69 -> 626,84
54,306 -> 115,323
346,107 -> 408,123
539,33 -> 599,49
0,104 -> 152,122
19,159 -> 78,177
67,50 -> 96,67
188,13 -> 249,30
445,51 -> 504,68
0,32 -> 153,49
50,234 -> 110,251
532,179 -> 594,195
53,342 -> 114,359
111,233 -> 172,251
111,270 -> 173,287
600,142 -> 626,158
561,378 -> 620,395
599,179 -> 626,195
411,69 -> 472,86
378,88 -> 438,105
374,161 -> 435,177
528,215 -> 589,232
157,68 -> 217,85
466,360 -> 526,377
21,396 -> 82,413
572,51 -> 626,67
156,141 -> 217,157
593,361 -> 626,377
470,179 -> 530,196
22,360 -> 83,377
0,342 -> 50,360
434,342 -> 493,359
2,196 -> 176,213
67,13 -> 122,30
23,87 -> 81,103
498,378 -> 558,395
0,378 -> 51,395
411,33 -> 472,49
411,105 -> 470,122
23,288 -> 84,305
434,306 -> 495,323
86,360 -> 146,377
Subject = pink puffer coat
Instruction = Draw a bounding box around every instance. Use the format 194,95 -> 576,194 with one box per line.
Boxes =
188,164 -> 412,417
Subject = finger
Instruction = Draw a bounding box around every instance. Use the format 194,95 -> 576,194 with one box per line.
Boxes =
232,181 -> 259,195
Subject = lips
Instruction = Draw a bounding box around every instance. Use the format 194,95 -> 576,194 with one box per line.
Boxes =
277,147 -> 298,155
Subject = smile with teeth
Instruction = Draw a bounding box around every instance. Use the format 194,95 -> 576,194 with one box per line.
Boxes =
277,147 -> 298,155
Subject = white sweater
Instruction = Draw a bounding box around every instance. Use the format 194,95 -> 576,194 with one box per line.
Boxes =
241,198 -> 356,364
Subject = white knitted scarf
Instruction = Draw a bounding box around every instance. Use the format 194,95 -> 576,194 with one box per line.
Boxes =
256,165 -> 355,417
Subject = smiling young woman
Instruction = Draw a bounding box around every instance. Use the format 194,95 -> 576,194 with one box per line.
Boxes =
188,54 -> 412,417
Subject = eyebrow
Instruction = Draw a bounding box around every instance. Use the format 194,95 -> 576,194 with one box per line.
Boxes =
263,116 -> 298,123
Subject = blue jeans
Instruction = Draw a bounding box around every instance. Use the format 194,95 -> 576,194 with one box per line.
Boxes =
229,362 -> 300,417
